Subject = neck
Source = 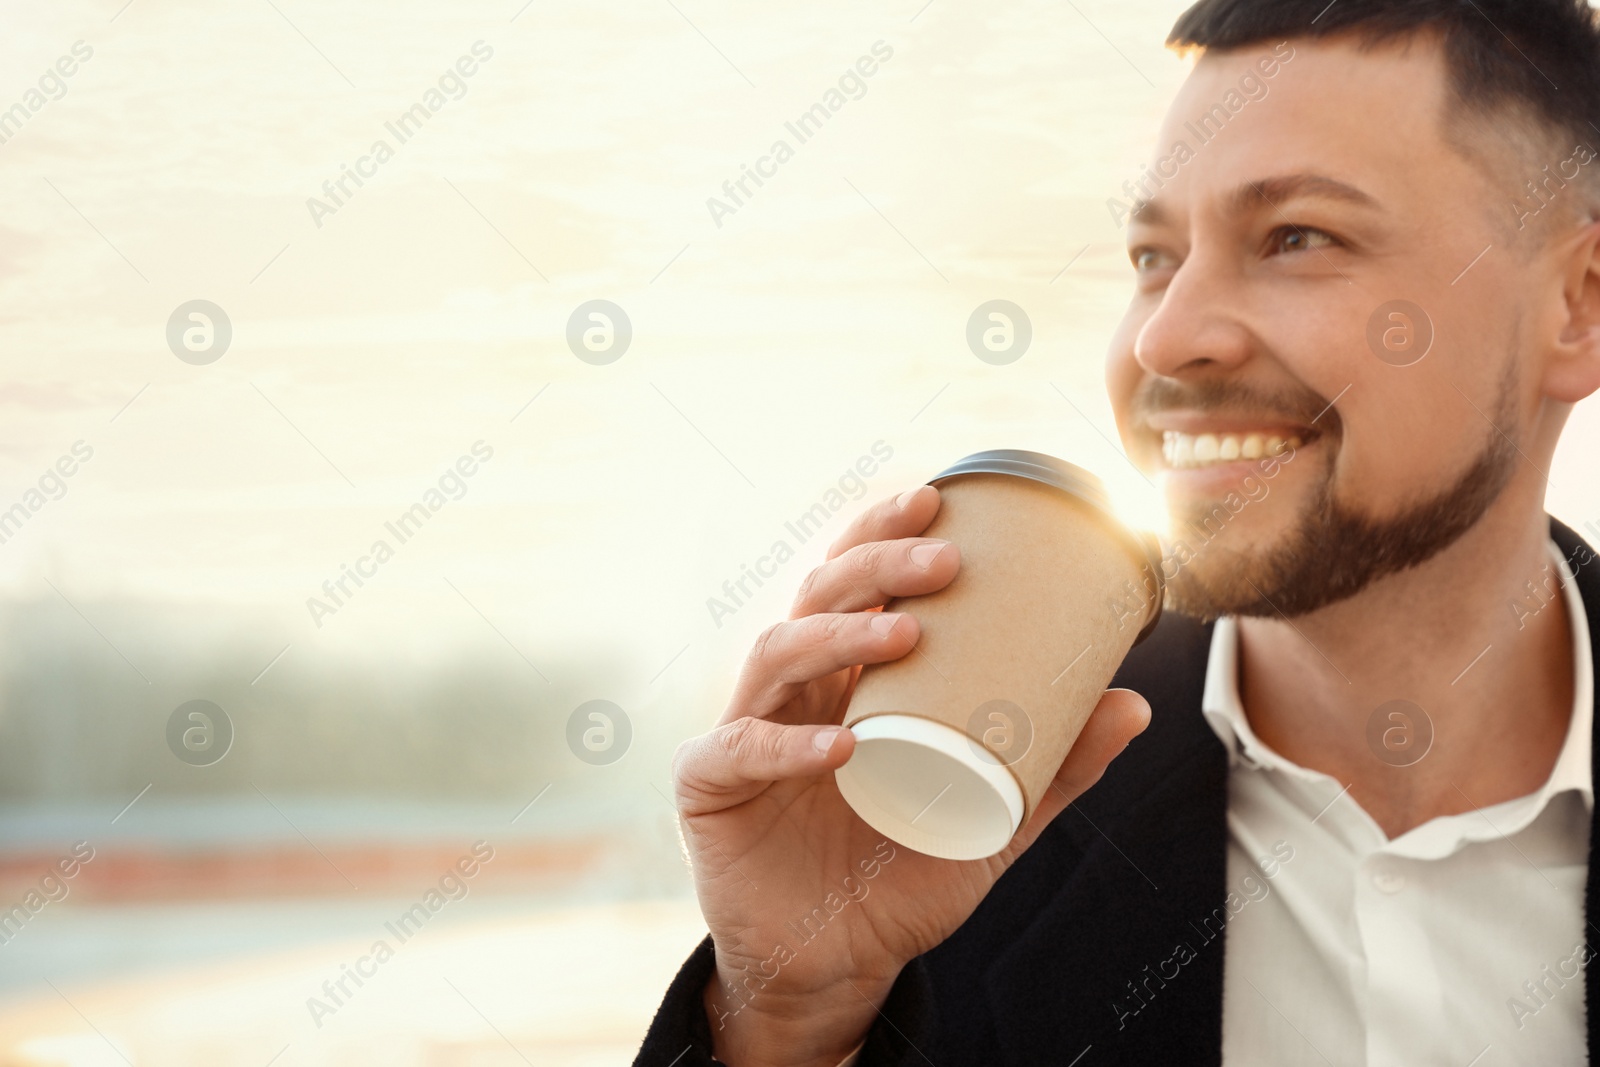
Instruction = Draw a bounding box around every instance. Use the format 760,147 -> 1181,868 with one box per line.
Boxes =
1236,495 -> 1577,838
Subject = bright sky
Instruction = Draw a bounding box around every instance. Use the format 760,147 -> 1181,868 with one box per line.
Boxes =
0,0 -> 1596,739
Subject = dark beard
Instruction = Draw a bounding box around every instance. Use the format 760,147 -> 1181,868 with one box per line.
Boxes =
1165,382 -> 1519,621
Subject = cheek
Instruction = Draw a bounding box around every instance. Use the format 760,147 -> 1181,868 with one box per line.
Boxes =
1338,359 -> 1494,500
1331,260 -> 1522,488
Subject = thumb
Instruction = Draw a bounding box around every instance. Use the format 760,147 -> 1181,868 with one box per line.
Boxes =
1010,688 -> 1151,849
673,716 -> 857,816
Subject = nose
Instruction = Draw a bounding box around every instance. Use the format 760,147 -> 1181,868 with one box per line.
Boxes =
1132,254 -> 1255,378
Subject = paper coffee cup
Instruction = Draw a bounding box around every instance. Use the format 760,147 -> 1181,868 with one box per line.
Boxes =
834,450 -> 1163,860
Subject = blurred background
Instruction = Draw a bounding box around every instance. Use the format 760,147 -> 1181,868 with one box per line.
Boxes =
2,0 -> 1598,1063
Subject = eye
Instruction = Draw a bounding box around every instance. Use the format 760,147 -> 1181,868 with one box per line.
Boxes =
1131,246 -> 1175,272
1267,225 -> 1337,256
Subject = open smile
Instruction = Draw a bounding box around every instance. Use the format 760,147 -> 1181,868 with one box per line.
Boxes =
1160,429 -> 1305,469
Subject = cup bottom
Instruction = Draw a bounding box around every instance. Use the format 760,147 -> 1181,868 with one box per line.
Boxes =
834,714 -> 1024,861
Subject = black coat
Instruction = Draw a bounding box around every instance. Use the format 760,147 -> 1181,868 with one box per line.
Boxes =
635,518 -> 1600,1065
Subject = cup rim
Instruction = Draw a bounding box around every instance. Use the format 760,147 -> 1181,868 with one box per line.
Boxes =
927,449 -> 1166,645
835,713 -> 1025,861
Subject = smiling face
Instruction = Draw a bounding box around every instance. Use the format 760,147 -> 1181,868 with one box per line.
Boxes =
1107,32 -> 1584,619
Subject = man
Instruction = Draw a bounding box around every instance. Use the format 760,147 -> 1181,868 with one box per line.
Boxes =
636,0 -> 1600,1061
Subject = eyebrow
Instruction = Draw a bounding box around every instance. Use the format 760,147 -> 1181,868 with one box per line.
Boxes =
1130,173 -> 1381,228
1233,173 -> 1380,215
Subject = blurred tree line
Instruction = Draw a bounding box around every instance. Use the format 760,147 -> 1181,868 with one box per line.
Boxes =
0,596 -> 651,802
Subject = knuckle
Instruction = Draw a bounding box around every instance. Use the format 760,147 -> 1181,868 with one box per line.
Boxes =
746,621 -> 785,668
760,614 -> 830,688
721,716 -> 768,765
783,612 -> 840,670
848,540 -> 888,586
818,612 -> 849,642
792,565 -> 824,609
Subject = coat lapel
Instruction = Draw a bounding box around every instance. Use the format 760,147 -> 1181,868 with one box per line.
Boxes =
1551,519 -> 1600,1056
985,613 -> 1230,1064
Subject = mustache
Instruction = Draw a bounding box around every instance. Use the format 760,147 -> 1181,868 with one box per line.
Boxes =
1133,377 -> 1339,434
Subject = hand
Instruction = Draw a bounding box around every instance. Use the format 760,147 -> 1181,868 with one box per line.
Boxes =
672,484 -> 1151,1067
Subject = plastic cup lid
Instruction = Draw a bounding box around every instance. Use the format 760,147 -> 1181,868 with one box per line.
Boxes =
927,449 -> 1166,645
835,714 -> 1025,861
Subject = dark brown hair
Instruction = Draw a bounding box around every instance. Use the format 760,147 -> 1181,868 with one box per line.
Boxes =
1169,0 -> 1600,188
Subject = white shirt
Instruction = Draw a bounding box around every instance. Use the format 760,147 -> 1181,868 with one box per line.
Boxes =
1204,539 -> 1594,1066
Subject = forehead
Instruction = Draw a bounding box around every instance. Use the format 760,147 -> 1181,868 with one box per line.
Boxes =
1142,34 -> 1475,220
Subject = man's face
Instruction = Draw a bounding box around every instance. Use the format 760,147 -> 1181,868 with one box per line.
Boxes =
1108,34 -> 1537,618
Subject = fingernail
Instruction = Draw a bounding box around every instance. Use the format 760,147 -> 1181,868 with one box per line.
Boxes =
870,612 -> 902,637
814,727 -> 843,754
896,487 -> 923,509
909,542 -> 946,569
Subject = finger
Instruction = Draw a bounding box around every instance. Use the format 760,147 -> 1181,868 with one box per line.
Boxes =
721,611 -> 920,725
674,715 -> 857,816
790,536 -> 960,618
823,484 -> 941,563
1008,689 -> 1152,852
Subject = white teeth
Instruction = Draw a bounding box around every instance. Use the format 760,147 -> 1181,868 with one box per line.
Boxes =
1162,430 -> 1305,469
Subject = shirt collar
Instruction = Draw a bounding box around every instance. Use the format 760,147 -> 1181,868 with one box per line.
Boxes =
1201,537 -> 1594,812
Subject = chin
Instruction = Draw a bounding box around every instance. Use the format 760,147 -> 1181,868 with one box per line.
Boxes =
1162,544 -> 1283,621
1162,437 -> 1516,621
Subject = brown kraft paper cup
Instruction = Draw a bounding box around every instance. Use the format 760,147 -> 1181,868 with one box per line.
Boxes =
833,450 -> 1163,861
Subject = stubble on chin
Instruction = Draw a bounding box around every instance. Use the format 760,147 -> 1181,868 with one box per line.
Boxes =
1163,424 -> 1517,621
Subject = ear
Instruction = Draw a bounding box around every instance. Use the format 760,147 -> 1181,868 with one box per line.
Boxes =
1544,217 -> 1600,403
